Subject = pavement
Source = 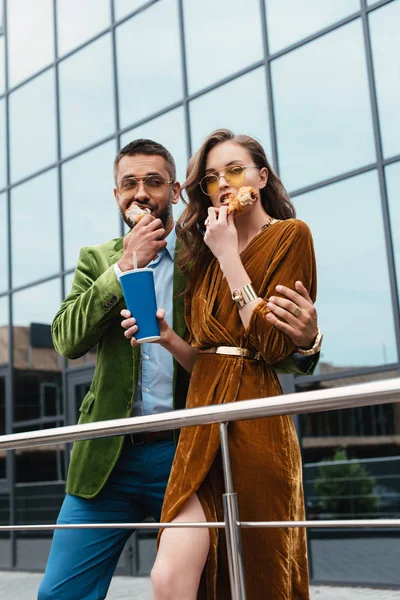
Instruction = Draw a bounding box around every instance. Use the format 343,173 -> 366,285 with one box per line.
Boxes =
1,571 -> 399,599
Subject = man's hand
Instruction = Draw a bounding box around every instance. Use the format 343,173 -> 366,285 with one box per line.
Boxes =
118,215 -> 167,271
266,281 -> 318,350
120,308 -> 172,348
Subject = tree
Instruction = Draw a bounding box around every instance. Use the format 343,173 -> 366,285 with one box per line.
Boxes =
314,449 -> 377,516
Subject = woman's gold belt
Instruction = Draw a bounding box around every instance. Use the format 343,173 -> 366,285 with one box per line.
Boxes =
199,346 -> 261,360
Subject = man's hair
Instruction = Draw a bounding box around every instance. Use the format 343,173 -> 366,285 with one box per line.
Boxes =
113,139 -> 176,184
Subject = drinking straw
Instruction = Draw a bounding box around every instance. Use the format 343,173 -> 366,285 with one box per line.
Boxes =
133,251 -> 138,270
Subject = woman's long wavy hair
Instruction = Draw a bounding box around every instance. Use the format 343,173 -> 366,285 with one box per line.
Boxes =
176,129 -> 295,278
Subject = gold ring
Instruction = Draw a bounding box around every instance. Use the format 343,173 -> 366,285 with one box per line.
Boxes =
293,306 -> 302,318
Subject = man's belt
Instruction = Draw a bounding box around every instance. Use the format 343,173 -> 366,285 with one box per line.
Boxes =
124,430 -> 173,445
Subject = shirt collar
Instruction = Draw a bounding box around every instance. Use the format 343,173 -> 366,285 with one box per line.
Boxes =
164,225 -> 176,260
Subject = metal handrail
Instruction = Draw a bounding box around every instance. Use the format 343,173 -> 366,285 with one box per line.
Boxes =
1,377 -> 399,451
1,377 -> 399,599
2,519 -> 400,532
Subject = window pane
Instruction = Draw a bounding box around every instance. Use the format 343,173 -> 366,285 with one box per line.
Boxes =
59,34 -> 115,157
301,370 -> 400,587
12,281 -> 63,448
57,0 -> 111,56
9,70 -> 57,183
114,0 -> 148,20
121,107 -> 187,187
189,68 -> 272,161
272,20 -> 376,191
0,296 -> 9,367
369,1 -> 400,159
0,193 -> 7,292
116,0 -> 183,128
0,374 -> 5,437
385,161 -> 400,306
12,279 -> 62,370
64,273 -> 74,299
294,171 -> 397,368
183,0 -> 263,94
62,142 -> 119,270
7,0 -> 54,88
11,170 -> 60,287
266,0 -> 360,53
0,98 -> 6,189
0,492 -> 10,564
0,36 -> 5,94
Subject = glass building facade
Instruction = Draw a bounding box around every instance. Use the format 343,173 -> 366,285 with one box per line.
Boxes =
0,0 -> 399,585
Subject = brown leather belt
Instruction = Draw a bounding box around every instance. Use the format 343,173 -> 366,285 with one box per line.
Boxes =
124,430 -> 173,445
199,346 -> 261,360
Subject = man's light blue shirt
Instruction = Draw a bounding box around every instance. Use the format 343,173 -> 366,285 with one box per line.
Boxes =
131,228 -> 176,416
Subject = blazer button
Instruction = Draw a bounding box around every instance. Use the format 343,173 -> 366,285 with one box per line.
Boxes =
112,295 -> 117,301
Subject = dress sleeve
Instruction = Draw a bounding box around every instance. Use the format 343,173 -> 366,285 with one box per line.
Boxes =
243,220 -> 317,364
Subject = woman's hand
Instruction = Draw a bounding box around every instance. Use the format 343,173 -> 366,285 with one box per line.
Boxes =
204,206 -> 239,262
120,308 -> 172,348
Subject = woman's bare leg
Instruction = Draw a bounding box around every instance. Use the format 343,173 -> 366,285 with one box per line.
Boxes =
151,494 -> 210,600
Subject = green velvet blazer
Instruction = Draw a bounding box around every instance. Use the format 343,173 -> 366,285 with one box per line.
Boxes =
52,235 -> 318,499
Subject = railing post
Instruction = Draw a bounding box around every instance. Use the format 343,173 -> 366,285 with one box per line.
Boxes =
219,422 -> 247,600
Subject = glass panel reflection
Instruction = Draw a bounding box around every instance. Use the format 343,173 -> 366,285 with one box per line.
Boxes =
183,0 -> 263,94
300,370 -> 400,587
11,170 -> 60,287
0,296 -> 9,367
57,0 -> 111,56
369,1 -> 400,159
0,99 -> 6,190
385,161 -> 400,304
0,36 -> 5,94
12,280 -> 63,484
114,0 -> 148,20
272,20 -> 376,191
12,279 -> 62,372
189,68 -> 272,161
62,141 -> 119,270
265,0 -> 359,53
59,34 -> 115,157
294,171 -> 397,368
0,193 -> 7,293
116,0 -> 183,128
0,492 -> 10,567
7,0 -> 54,88
121,107 -> 187,187
0,366 -> 5,481
64,273 -> 74,299
9,70 -> 57,183
0,373 -> 5,438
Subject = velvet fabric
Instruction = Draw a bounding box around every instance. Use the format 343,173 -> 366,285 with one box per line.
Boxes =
160,219 -> 317,599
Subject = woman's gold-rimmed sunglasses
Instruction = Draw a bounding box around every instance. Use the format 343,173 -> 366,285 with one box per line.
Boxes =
199,165 -> 260,196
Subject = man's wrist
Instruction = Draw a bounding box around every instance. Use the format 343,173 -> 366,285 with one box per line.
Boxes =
296,327 -> 323,356
114,262 -> 123,280
117,258 -> 132,273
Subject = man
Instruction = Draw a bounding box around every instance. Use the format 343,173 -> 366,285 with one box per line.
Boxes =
38,139 -> 322,600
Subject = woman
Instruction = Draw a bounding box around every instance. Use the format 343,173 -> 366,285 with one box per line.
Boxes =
124,129 -> 316,599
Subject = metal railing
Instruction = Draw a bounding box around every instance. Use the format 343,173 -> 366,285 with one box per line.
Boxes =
1,378 -> 400,599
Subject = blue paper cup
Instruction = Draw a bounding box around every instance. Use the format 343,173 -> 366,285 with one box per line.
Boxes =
119,268 -> 161,343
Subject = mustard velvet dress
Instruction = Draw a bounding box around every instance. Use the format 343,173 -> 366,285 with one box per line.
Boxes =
160,219 -> 317,599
